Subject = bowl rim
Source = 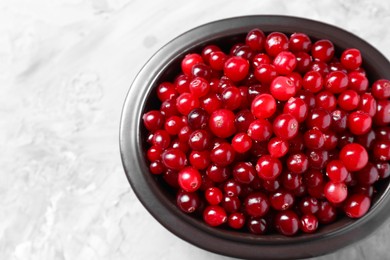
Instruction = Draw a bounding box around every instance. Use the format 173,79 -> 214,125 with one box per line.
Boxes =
120,15 -> 390,260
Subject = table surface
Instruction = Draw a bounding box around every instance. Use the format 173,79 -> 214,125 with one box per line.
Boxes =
2,0 -> 390,259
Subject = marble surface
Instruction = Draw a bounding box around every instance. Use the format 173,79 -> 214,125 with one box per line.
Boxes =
1,0 -> 390,259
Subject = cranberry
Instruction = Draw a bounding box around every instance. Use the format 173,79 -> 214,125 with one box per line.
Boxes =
188,108 -> 209,130
244,192 -> 270,217
152,129 -> 171,149
254,64 -> 278,85
268,137 -> 289,158
228,212 -> 246,229
289,32 -> 312,53
324,181 -> 348,203
325,71 -> 348,93
252,53 -> 271,67
299,197 -> 319,215
307,149 -> 329,170
174,74 -> 190,94
189,150 -> 210,170
203,205 -> 227,226
373,140 -> 390,161
246,28 -> 266,51
209,109 -> 236,138
248,118 -> 273,141
232,162 -> 256,184
344,194 -> 371,218
265,32 -> 289,57
270,190 -> 295,211
317,200 -> 337,224
304,128 -> 325,150
231,133 -> 253,153
273,113 -> 299,140
303,71 -> 323,93
209,51 -> 227,71
251,93 -> 277,119
161,148 -> 187,170
348,71 -> 369,93
331,109 -> 348,133
178,167 -> 202,192
177,190 -> 201,213
275,210 -> 299,236
371,79 -> 390,100
326,160 -> 348,183
338,90 -> 360,111
270,76 -> 297,101
374,100 -> 390,126
206,164 -> 230,183
315,90 -> 336,111
176,93 -> 200,116
300,214 -> 319,233
287,153 -> 309,174
311,60 -> 330,77
283,97 -> 308,123
282,172 -> 302,191
306,108 -> 331,132
157,82 -> 177,102
224,56 -> 249,82
347,111 -> 372,135
341,48 -> 362,70
339,143 -> 368,172
295,52 -> 312,73
311,39 -> 335,63
247,217 -> 268,235
273,51 -> 297,75
256,155 -> 283,180
356,163 -> 379,185
188,129 -> 211,151
376,162 -> 390,179
143,110 -> 164,132
189,77 -> 210,98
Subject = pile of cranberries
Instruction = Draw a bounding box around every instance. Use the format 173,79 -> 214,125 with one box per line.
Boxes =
142,28 -> 390,236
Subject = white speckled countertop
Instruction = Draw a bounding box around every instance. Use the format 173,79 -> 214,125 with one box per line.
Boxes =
1,0 -> 390,259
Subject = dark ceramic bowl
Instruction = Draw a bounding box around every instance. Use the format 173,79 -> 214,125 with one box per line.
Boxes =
120,15 -> 390,259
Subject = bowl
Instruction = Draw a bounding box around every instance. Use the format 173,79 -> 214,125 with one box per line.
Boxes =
119,15 -> 390,259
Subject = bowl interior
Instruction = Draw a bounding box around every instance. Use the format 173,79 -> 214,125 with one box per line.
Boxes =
121,15 -> 390,259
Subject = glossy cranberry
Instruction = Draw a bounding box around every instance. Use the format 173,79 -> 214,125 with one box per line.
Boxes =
230,133 -> 252,154
348,71 -> 369,93
326,160 -> 348,183
200,92 -> 222,114
315,90 -> 336,111
359,94 -> 378,118
254,64 -> 278,85
234,45 -> 256,61
288,133 -> 304,154
338,90 -> 360,111
247,217 -> 268,234
289,32 -> 312,53
329,61 -> 347,73
178,167 -> 202,192
201,45 -> 220,62
210,142 -> 235,167
371,79 -> 390,100
273,114 -> 299,140
203,205 -> 227,226
146,145 -> 163,162
375,127 -> 390,141
344,194 -> 371,218
302,71 -> 323,93
188,77 -> 210,98
187,108 -> 209,130
174,74 -> 190,94
324,181 -> 348,203
287,153 -> 309,174
160,98 -> 179,118
209,109 -> 236,138
189,150 -> 210,170
325,71 -> 348,94
149,160 -> 165,174
152,129 -> 171,149
294,52 -> 312,73
221,195 -> 241,213
251,94 -> 277,119
306,108 -> 331,132
176,93 -> 200,116
224,56 -> 249,82
143,110 -> 164,132
248,118 -> 273,142
323,131 -> 338,150
267,137 -> 289,158
270,190 -> 295,211
317,200 -> 337,224
228,212 -> 246,229
270,76 -> 297,101
340,143 -> 368,172
347,111 -> 372,135
188,129 -> 211,151
256,155 -> 283,181
252,53 -> 271,67
373,140 -> 390,161
307,149 -> 329,170
299,197 -> 319,215
232,162 -> 256,184
265,32 -> 289,57
208,52 -> 226,71
233,111 -> 254,133
206,164 -> 230,183
376,162 -> 390,179
300,214 -> 318,233
304,169 -> 324,188
311,39 -> 335,62
331,109 -> 348,133
181,53 -> 203,76
178,125 -> 191,143
356,163 -> 379,185
282,97 -> 308,123
273,51 -> 297,75
192,63 -> 212,80
338,131 -> 355,149
245,28 -> 266,51
221,86 -> 242,111
374,100 -> 390,126
282,172 -> 302,191
303,128 -> 325,150
356,130 -> 376,150
161,148 -> 187,170
262,178 -> 281,192
176,190 -> 201,213
341,48 -> 362,70
275,210 -> 299,236
164,116 -> 184,135
157,82 -> 177,102
244,192 -> 270,217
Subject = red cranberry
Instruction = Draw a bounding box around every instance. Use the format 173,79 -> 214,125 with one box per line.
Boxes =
268,137 -> 289,158
265,32 -> 289,57
161,148 -> 187,170
270,190 -> 295,211
300,214 -> 319,233
231,133 -> 252,153
295,52 -> 312,73
289,32 -> 312,53
273,51 -> 297,75
232,162 -> 256,184
324,181 -> 348,203
376,162 -> 390,179
311,39 -> 335,63
254,64 -> 278,85
228,212 -> 246,229
188,129 -> 211,151
248,119 -> 273,142
188,108 -> 209,130
356,163 -> 379,185
189,150 -> 210,170
348,111 -> 372,135
143,110 -> 164,132
275,210 -> 299,236
344,194 -> 371,218
176,93 -> 200,115
181,53 -> 203,76
325,71 -> 348,94
371,79 -> 390,100
315,90 -> 337,111
256,155 -> 283,180
209,109 -> 236,138
299,197 -> 319,215
303,128 -> 325,150
209,51 -> 227,71
157,82 -> 177,102
306,108 -> 331,132
339,143 -> 368,171
177,190 -> 201,213
251,93 -> 277,119
273,113 -> 299,140
283,97 -> 308,123
303,71 -> 323,93
373,140 -> 390,161
270,76 -> 297,101
224,56 -> 249,82
244,192 -> 270,217
317,200 -> 337,224
331,109 -> 348,133
206,164 -> 230,183
246,28 -> 266,51
341,48 -> 362,70
338,90 -> 360,111
326,160 -> 348,183
178,167 -> 202,192
203,205 -> 227,226
252,53 -> 271,67
287,153 -> 309,174
348,71 -> 369,93
247,217 -> 268,235
374,100 -> 390,126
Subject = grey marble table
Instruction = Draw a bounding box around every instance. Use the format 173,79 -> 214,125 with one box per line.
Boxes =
1,0 -> 390,259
